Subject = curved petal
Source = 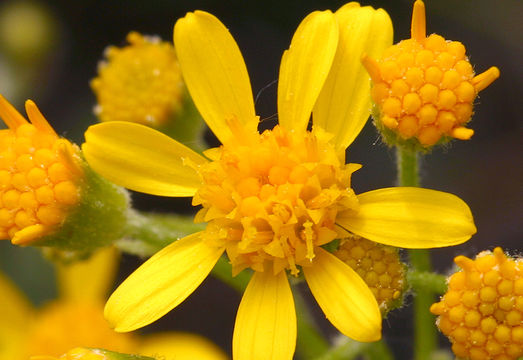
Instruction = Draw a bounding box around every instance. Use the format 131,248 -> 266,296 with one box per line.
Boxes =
174,11 -> 257,145
139,332 -> 228,360
83,121 -> 206,197
303,248 -> 381,342
313,3 -> 393,150
277,10 -> 338,133
104,232 -> 224,332
57,246 -> 119,302
337,187 -> 476,248
233,270 -> 296,360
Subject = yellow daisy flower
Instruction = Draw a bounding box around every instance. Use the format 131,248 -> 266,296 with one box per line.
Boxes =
83,4 -> 476,359
0,247 -> 228,360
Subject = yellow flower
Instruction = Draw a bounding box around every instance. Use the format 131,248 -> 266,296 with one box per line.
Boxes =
83,4 -> 476,359
0,95 -> 83,245
91,32 -> 184,127
430,247 -> 523,360
362,0 -> 500,147
0,247 -> 228,360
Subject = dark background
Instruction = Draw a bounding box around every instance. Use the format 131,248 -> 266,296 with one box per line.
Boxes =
0,0 -> 521,358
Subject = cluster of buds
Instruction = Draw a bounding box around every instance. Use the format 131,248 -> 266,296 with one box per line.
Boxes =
334,236 -> 406,314
363,0 -> 499,148
431,248 -> 522,360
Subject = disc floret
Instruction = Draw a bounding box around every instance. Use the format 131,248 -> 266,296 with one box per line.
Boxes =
194,125 -> 360,276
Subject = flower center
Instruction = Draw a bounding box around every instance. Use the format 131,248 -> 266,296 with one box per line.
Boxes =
194,125 -> 360,276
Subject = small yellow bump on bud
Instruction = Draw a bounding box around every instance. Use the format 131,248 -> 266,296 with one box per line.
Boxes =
431,247 -> 523,359
0,95 -> 83,245
334,235 -> 406,314
363,0 -> 499,147
91,31 -> 184,127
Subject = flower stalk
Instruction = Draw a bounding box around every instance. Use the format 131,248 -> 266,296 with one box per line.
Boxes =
396,147 -> 437,360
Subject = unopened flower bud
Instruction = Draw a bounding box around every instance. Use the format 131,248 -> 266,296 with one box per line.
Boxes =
362,0 -> 499,148
431,247 -> 522,360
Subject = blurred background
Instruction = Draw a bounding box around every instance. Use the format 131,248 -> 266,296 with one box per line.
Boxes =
0,0 -> 520,358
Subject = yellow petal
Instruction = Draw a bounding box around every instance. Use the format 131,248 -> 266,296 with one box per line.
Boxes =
338,187 -> 476,248
303,248 -> 381,342
277,10 -> 338,133
139,332 -> 228,360
0,271 -> 33,360
233,270 -> 296,360
104,232 -> 223,332
313,3 -> 393,150
56,246 -> 119,303
174,11 -> 257,144
82,121 -> 206,197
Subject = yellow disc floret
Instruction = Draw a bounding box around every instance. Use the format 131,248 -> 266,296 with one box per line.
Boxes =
26,301 -> 137,359
430,247 -> 523,360
362,0 -> 499,147
91,32 -> 183,127
334,235 -> 406,314
194,125 -> 360,276
0,95 -> 82,245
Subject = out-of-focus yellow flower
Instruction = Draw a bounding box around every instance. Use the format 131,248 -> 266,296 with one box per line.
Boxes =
83,5 -> 476,359
0,95 -> 83,245
430,247 -> 522,360
0,247 -> 228,360
362,0 -> 500,147
91,32 -> 184,128
334,235 -> 406,314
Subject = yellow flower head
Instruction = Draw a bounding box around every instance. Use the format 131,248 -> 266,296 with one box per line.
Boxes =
83,4 -> 476,359
1,248 -> 228,360
430,247 -> 523,360
362,0 -> 500,147
0,95 -> 82,245
91,32 -> 184,127
334,235 -> 406,314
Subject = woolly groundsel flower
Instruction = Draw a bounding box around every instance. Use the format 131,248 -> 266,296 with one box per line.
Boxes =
91,32 -> 184,128
0,247 -> 227,360
430,248 -> 522,360
83,4 -> 476,359
334,235 -> 406,314
0,95 -> 129,251
362,0 -> 500,147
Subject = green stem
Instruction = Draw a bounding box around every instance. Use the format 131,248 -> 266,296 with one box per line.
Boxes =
396,147 -> 437,360
407,270 -> 447,296
317,336 -> 393,360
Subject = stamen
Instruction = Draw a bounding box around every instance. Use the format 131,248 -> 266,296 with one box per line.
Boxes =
11,224 -> 47,245
471,66 -> 500,92
451,127 -> 474,140
411,0 -> 426,42
0,94 -> 28,129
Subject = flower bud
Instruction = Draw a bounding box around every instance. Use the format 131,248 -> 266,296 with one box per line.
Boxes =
0,95 -> 129,251
431,247 -> 522,360
334,235 -> 407,314
362,0 -> 499,148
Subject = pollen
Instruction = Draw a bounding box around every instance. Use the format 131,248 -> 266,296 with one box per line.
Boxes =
362,0 -> 499,147
194,125 -> 360,276
430,247 -> 523,360
25,301 -> 136,358
91,31 -> 184,127
0,95 -> 82,245
335,235 -> 406,314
